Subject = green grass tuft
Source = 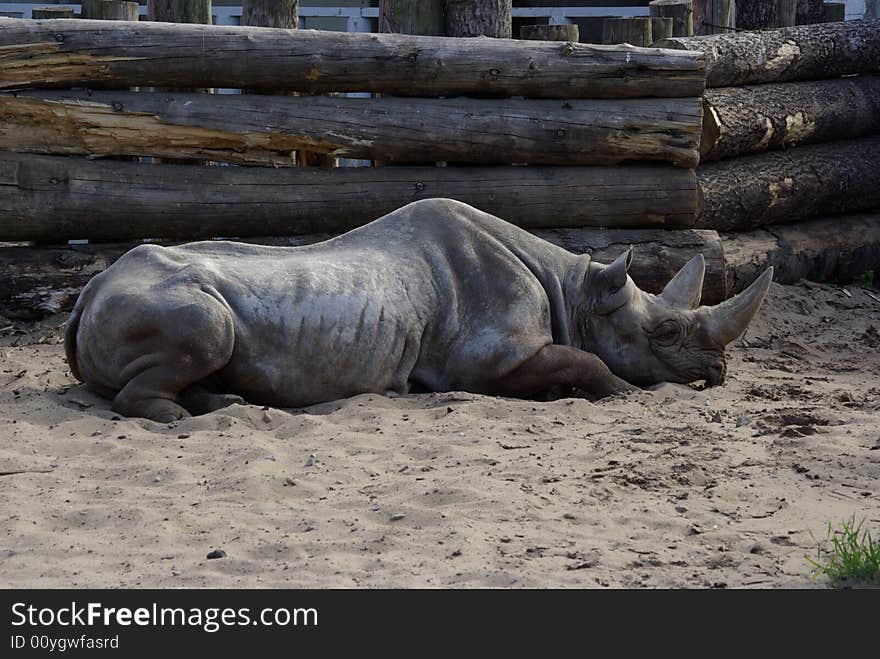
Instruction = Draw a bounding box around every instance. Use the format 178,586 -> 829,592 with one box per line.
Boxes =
808,517 -> 880,585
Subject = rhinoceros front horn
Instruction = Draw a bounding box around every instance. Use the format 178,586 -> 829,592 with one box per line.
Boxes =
661,254 -> 705,309
699,267 -> 774,346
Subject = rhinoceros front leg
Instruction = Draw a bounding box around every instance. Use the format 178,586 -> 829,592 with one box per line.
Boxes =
493,344 -> 638,401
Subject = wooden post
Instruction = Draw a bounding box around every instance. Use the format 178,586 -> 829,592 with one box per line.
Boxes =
380,0 -> 444,36
31,7 -> 77,19
576,16 -> 614,44
241,0 -> 297,27
239,1 -> 331,168
651,17 -> 674,43
147,0 -> 210,24
737,0 -> 777,28
81,1 -> 139,21
602,17 -> 653,47
444,0 -> 512,38
796,0 -> 824,24
823,2 -> 846,22
147,0 -> 211,165
695,0 -> 736,34
776,0 -> 797,26
649,1 -> 694,37
520,25 -> 579,42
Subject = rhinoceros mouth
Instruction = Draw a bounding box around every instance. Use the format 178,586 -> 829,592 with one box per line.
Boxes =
703,360 -> 727,387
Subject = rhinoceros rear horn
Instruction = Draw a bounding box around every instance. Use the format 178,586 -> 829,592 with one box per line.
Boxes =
661,254 -> 705,309
701,267 -> 774,346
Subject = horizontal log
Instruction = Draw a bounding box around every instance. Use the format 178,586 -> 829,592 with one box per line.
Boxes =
655,18 -> 880,87
0,228 -> 725,320
0,17 -> 707,99
722,212 -> 880,293
0,153 -> 700,242
701,76 -> 880,161
696,138 -> 880,231
0,90 -> 703,168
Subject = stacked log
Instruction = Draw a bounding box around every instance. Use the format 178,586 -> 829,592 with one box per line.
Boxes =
0,17 -> 878,320
683,20 -> 880,296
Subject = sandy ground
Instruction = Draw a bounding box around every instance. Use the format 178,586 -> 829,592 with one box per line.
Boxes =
0,280 -> 878,589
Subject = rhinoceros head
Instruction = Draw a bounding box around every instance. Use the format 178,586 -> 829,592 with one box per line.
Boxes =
581,249 -> 773,387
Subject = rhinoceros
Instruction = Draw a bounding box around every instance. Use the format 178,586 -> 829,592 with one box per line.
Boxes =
64,198 -> 772,422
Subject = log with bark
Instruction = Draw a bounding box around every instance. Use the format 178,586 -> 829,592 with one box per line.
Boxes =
0,153 -> 700,242
0,228 -> 726,320
0,90 -> 703,168
0,17 -> 706,99
723,212 -> 880,293
701,76 -> 880,162
655,18 -> 880,87
696,138 -> 880,231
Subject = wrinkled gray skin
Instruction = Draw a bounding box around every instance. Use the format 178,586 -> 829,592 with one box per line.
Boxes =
65,199 -> 773,423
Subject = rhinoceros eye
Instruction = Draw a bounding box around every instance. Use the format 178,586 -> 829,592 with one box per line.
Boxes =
651,320 -> 682,347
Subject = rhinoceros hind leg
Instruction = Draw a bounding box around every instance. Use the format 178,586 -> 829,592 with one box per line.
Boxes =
110,292 -> 235,422
179,385 -> 245,415
112,369 -> 192,423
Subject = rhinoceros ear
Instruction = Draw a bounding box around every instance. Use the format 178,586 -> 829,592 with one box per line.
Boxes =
661,254 -> 705,309
600,247 -> 633,293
